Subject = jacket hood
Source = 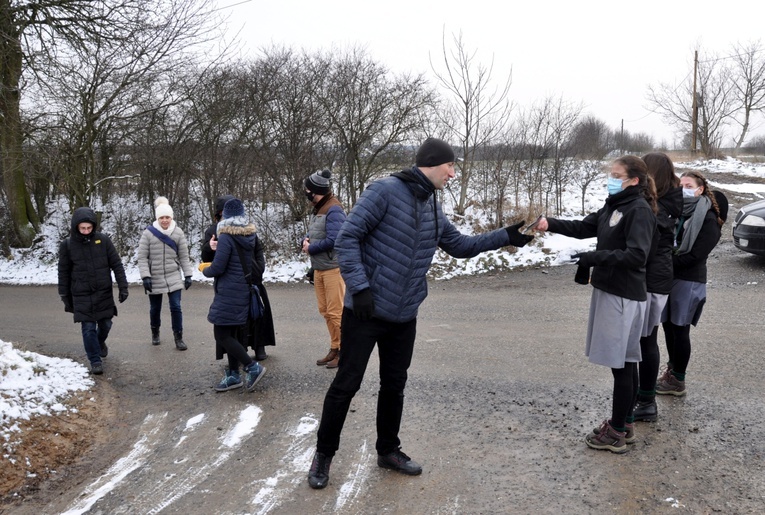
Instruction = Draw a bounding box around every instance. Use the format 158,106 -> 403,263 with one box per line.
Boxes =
70,207 -> 98,235
218,223 -> 257,237
658,186 -> 683,219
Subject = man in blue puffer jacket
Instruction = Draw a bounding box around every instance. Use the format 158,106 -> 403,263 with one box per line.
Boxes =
307,137 -> 535,489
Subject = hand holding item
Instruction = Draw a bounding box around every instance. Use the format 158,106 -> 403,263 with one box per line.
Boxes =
198,262 -> 211,273
142,277 -> 152,293
184,276 -> 192,290
504,221 -> 534,248
352,288 -> 375,321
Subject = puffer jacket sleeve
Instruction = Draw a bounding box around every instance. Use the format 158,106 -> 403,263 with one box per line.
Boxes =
336,185 -> 388,295
137,230 -> 151,278
177,229 -> 194,277
437,210 -> 511,258
58,239 -> 72,298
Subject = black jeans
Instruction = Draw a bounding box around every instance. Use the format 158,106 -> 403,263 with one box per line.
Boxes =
316,308 -> 417,457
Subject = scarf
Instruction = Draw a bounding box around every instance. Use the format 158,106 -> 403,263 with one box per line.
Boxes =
152,219 -> 176,236
675,195 -> 711,255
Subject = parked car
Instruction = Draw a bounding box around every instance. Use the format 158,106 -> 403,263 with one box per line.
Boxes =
732,199 -> 765,256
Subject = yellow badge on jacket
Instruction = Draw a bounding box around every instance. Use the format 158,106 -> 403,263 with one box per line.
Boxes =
95,239 -> 101,244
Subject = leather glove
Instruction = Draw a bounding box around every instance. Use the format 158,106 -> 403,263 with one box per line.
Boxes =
352,288 -> 375,321
61,295 -> 73,313
572,252 -> 594,268
119,288 -> 129,303
505,221 -> 534,248
572,253 -> 593,285
184,276 -> 192,290
198,262 -> 211,273
142,277 -> 152,293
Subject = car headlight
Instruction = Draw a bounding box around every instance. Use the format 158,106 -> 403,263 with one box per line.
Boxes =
740,214 -> 765,227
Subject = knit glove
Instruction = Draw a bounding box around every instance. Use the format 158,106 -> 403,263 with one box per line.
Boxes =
352,288 -> 375,321
61,295 -> 73,313
184,276 -> 192,290
504,221 -> 534,248
571,252 -> 594,268
142,277 -> 152,293
198,262 -> 211,273
119,288 -> 129,303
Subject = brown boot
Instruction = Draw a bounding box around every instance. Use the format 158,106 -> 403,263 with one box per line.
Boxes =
325,350 -> 340,369
316,348 -> 338,366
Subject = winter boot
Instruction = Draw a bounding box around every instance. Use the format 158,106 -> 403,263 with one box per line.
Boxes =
326,350 -> 340,369
255,345 -> 268,361
316,348 -> 338,366
151,327 -> 160,345
173,331 -> 188,351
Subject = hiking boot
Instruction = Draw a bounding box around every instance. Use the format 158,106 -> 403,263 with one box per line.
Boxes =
174,331 -> 187,351
215,368 -> 243,392
316,348 -> 338,366
244,362 -> 266,392
91,362 -> 104,375
99,343 -> 108,358
633,400 -> 658,422
585,420 -> 628,453
255,345 -> 268,361
307,452 -> 332,489
326,350 -> 340,369
151,326 -> 160,345
658,364 -> 673,383
591,421 -> 636,444
656,373 -> 686,396
377,448 -> 422,475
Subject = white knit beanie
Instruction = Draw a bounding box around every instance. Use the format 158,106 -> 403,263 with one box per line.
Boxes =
154,196 -> 174,220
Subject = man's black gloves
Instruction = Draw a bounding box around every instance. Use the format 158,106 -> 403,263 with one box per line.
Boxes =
184,276 -> 192,290
505,221 -> 534,248
352,288 -> 375,321
119,288 -> 129,303
142,277 -> 152,293
61,295 -> 73,313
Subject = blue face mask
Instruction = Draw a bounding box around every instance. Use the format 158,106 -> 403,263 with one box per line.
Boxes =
682,187 -> 698,198
607,177 -> 626,195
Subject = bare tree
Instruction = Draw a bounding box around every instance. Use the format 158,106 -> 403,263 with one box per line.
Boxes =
730,40 -> 765,153
431,31 -> 513,215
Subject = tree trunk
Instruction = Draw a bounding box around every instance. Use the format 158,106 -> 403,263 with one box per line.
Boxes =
0,9 -> 38,247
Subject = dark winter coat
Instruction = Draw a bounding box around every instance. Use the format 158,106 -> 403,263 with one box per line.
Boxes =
547,186 -> 656,301
202,222 -> 275,357
58,207 -> 128,323
672,204 -> 721,284
336,166 -> 512,323
646,186 -> 683,294
201,194 -> 235,262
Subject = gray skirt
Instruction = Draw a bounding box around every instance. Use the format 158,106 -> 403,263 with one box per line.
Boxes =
641,292 -> 669,337
585,288 -> 646,368
664,279 -> 706,326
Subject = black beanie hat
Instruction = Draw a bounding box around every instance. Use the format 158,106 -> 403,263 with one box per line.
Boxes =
305,170 -> 332,195
415,138 -> 455,167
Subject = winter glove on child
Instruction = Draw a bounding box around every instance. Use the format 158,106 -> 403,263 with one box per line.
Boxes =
61,295 -> 73,313
504,221 -> 534,248
119,288 -> 129,303
184,276 -> 192,290
352,288 -> 375,321
142,277 -> 152,293
198,262 -> 211,273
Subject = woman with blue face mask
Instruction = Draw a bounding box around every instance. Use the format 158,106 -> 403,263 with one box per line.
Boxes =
535,155 -> 658,453
657,170 -> 724,397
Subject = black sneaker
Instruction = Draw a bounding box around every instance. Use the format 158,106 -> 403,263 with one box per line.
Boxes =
377,448 -> 422,476
99,343 -> 108,358
633,400 -> 658,422
307,452 -> 332,489
91,362 -> 104,375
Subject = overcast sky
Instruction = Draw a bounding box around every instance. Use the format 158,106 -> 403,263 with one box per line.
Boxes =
220,0 -> 765,148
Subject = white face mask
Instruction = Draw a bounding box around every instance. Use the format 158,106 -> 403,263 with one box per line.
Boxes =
682,187 -> 699,198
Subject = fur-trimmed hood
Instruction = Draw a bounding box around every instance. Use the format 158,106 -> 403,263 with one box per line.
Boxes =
218,223 -> 257,236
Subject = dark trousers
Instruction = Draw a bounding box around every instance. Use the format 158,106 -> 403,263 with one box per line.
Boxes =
214,325 -> 253,371
149,289 -> 183,332
81,318 -> 112,365
316,308 -> 417,457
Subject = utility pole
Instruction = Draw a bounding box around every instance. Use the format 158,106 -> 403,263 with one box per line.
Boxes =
691,50 -> 699,154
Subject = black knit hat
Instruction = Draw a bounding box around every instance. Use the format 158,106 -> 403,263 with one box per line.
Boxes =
305,170 -> 332,195
222,198 -> 245,219
415,138 -> 455,167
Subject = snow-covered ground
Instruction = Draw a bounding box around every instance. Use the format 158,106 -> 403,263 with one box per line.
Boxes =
2,156 -> 765,454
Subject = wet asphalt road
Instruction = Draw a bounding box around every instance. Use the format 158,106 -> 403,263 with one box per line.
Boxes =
1,231 -> 765,514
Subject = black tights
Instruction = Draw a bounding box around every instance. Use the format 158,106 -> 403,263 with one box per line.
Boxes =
214,325 -> 253,372
662,321 -> 691,374
637,326 -> 660,399
611,362 -> 638,429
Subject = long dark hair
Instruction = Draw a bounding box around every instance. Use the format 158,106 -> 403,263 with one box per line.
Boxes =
680,170 -> 724,227
614,155 -> 658,213
643,152 -> 680,197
